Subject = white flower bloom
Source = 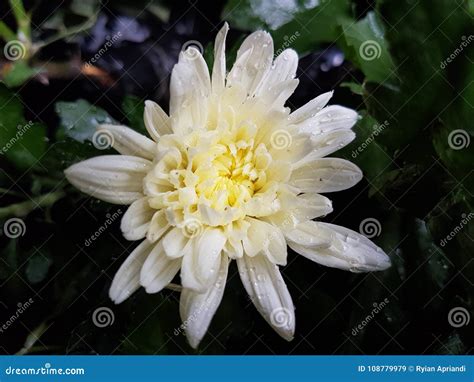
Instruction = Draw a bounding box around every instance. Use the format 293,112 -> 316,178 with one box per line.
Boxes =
65,23 -> 390,348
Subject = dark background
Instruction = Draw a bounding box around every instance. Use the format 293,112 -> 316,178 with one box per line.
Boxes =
0,0 -> 472,355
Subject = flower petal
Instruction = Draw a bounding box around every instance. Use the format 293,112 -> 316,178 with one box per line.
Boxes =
98,124 -> 156,160
181,228 -> 226,292
162,227 -> 189,258
257,49 -> 298,93
121,197 -> 155,241
109,239 -> 153,304
305,129 -> 356,159
212,22 -> 229,95
242,218 -> 287,265
170,48 -> 211,134
227,30 -> 273,97
288,91 -> 334,124
140,241 -> 181,293
144,100 -> 172,140
290,157 -> 363,193
287,221 -> 391,272
265,192 -> 333,230
65,155 -> 151,204
180,256 -> 229,349
296,105 -> 359,135
146,210 -> 169,243
237,254 -> 294,341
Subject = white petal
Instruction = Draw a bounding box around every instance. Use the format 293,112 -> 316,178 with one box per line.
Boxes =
297,105 -> 358,135
227,30 -> 273,97
288,91 -> 334,124
237,255 -> 294,341
242,218 -> 287,265
195,228 -> 227,285
97,124 -> 155,160
65,155 -> 150,204
287,221 -> 391,272
162,227 -> 189,258
305,130 -> 356,159
140,241 -> 181,293
257,49 -> 298,94
265,192 -> 333,230
121,197 -> 155,241
290,157 -> 362,193
170,48 -> 211,134
109,239 -> 153,304
180,256 -> 229,348
212,22 -> 229,95
146,210 -> 169,243
180,229 -> 226,292
144,100 -> 172,140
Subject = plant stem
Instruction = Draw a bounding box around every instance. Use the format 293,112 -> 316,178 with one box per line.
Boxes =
0,190 -> 64,218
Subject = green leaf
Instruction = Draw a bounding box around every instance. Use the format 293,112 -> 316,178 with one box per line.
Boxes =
122,95 -> 146,135
0,84 -> 46,169
25,252 -> 52,284
2,61 -> 39,88
55,99 -> 114,143
340,11 -> 396,85
340,82 -> 364,96
223,0 -> 352,54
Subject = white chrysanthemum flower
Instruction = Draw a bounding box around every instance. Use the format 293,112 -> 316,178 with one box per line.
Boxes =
65,23 -> 390,348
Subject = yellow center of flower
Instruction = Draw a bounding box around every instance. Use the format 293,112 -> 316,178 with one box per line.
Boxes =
145,123 -> 276,228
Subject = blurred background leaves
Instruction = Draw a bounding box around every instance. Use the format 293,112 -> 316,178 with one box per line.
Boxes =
0,0 -> 472,355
